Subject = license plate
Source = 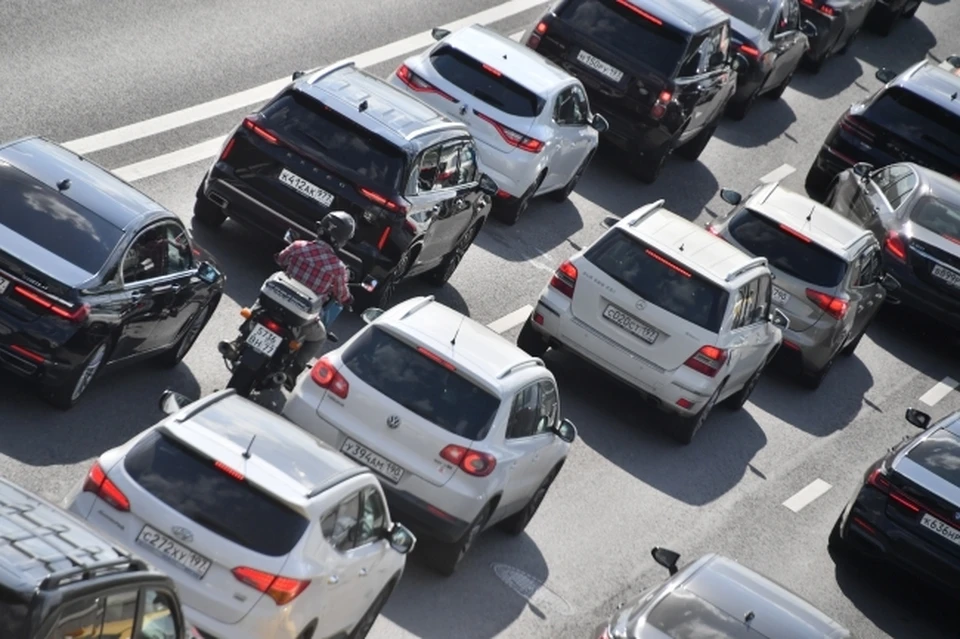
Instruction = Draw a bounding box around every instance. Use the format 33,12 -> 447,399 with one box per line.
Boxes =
340,438 -> 405,484
920,513 -> 960,548
772,286 -> 791,305
0,275 -> 8,295
576,49 -> 624,83
278,169 -> 335,208
932,264 -> 960,289
136,525 -> 212,579
246,323 -> 283,356
602,304 -> 659,344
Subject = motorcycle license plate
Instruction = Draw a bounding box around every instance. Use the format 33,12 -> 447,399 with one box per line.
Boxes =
246,323 -> 283,357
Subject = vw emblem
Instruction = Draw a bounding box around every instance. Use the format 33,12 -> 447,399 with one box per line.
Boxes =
387,415 -> 401,429
635,299 -> 647,310
954,512 -> 960,522
171,526 -> 193,543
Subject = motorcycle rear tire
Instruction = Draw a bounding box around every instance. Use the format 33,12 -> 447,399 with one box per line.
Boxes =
227,362 -> 260,397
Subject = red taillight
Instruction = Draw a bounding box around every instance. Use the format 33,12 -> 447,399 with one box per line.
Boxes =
395,65 -> 456,102
242,117 -> 278,144
867,467 -> 892,492
474,111 -> 544,153
481,63 -> 502,77
377,227 -> 391,251
416,346 -> 456,371
232,567 -> 311,606
260,318 -> 284,335
615,0 -> 663,25
82,461 -> 130,512
645,248 -> 691,278
310,356 -> 349,399
706,224 -> 720,236
806,289 -> 849,320
890,491 -> 922,513
684,345 -> 728,377
359,187 -> 408,214
219,136 -> 237,161
738,44 -> 760,58
439,445 -> 497,477
9,344 -> 44,363
215,460 -> 245,482
649,89 -> 673,120
884,230 -> 907,262
549,260 -> 578,298
800,0 -> 835,15
495,189 -> 512,199
779,223 -> 812,243
526,21 -> 549,49
13,285 -> 90,322
839,115 -> 876,143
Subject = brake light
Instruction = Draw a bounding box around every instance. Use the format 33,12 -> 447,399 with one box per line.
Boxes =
738,44 -> 760,58
779,223 -> 812,243
416,346 -> 456,371
82,461 -> 130,512
649,90 -> 673,120
526,21 -> 549,49
395,65 -> 456,102
839,115 -> 876,143
232,567 -> 311,605
549,260 -> 578,298
214,460 -> 245,482
9,344 -> 44,363
615,0 -> 663,25
884,230 -> 907,262
242,117 -> 278,144
377,226 -> 391,251
683,345 -> 728,377
806,289 -> 849,320
219,136 -> 237,161
359,187 -> 408,214
260,318 -> 284,335
474,111 -> 544,153
867,467 -> 892,492
890,491 -> 922,513
800,0 -> 835,15
645,249 -> 691,278
481,63 -> 502,77
310,356 -> 349,399
439,445 -> 497,477
13,285 -> 90,322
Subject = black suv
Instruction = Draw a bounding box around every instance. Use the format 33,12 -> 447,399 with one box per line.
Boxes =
0,476 -> 195,639
194,61 -> 499,309
804,56 -> 960,202
525,0 -> 739,183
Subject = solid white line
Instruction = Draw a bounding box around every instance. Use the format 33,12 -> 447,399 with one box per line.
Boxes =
63,1 -> 546,155
782,478 -> 832,513
113,136 -> 227,182
759,163 -> 796,184
487,305 -> 533,334
509,30 -> 525,41
920,376 -> 959,407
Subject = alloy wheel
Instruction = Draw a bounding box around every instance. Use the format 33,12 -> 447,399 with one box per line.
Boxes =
72,343 -> 107,401
176,304 -> 211,360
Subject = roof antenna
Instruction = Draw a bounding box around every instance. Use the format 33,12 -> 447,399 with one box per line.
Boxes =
243,435 -> 256,459
451,315 -> 465,346
678,242 -> 685,252
358,99 -> 369,113
806,205 -> 815,222
744,611 -> 755,623
56,179 -> 71,192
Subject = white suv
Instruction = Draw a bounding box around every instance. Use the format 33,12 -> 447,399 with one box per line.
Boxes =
66,389 -> 416,639
517,201 -> 790,444
282,296 -> 578,576
388,24 -> 608,225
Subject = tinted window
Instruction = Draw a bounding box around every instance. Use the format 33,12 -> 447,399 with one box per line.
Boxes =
865,88 -> 960,160
101,590 -> 137,639
342,326 -> 501,440
0,167 -> 124,275
558,0 -> 688,78
429,45 -> 544,117
261,92 -> 407,192
0,589 -> 30,638
910,197 -> 960,241
728,209 -> 847,288
140,590 -> 180,639
125,431 -> 309,556
584,229 -> 730,332
906,428 -> 960,487
46,596 -> 104,639
646,591 -> 761,639
708,0 -> 775,30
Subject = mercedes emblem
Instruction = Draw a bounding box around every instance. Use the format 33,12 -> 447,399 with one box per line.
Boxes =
635,299 -> 647,310
171,526 -> 194,543
387,415 -> 401,429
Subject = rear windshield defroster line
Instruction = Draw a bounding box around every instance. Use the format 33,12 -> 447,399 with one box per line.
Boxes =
342,326 -> 501,441
584,228 -> 730,332
429,45 -> 545,118
124,431 -> 309,557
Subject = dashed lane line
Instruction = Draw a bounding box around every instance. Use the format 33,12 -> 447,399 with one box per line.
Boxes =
919,376 -> 959,407
487,305 -> 533,334
758,163 -> 796,184
782,478 -> 832,513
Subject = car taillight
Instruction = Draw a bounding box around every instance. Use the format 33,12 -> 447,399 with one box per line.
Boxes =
526,20 -> 549,49
219,135 -> 237,161
395,65 -> 456,101
683,345 -> 728,377
866,467 -> 892,492
82,461 -> 130,512
806,289 -> 849,320
13,285 -> 90,322
706,224 -> 720,236
358,187 -> 408,214
549,260 -> 578,298
214,460 -> 245,482
242,117 -> 279,144
884,230 -> 907,262
779,223 -> 812,243
310,356 -> 349,399
416,346 -> 456,371
232,567 -> 311,605
738,43 -> 760,59
439,445 -> 497,477
649,90 -> 673,120
645,248 -> 691,277
474,110 -> 544,153
260,317 -> 284,335
866,468 -> 922,513
615,0 -> 663,25
838,114 -> 876,143
800,0 -> 835,16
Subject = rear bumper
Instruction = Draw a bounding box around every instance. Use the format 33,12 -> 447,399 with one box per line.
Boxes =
0,328 -> 84,388
884,257 -> 960,330
183,599 -> 306,639
799,9 -> 842,60
381,486 -> 471,544
776,321 -> 843,371
473,140 -> 539,199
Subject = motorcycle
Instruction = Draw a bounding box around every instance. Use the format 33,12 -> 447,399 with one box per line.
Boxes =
218,228 -> 377,397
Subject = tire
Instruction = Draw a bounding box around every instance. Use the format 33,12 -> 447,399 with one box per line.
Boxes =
348,579 -> 398,639
493,173 -> 544,226
672,383 -> 723,445
549,151 -> 594,202
841,320 -> 871,356
804,164 -> 832,202
802,51 -> 825,73
726,90 -> 758,121
516,318 -> 549,357
800,354 -> 836,389
630,146 -> 669,184
193,192 -> 226,228
355,250 -> 411,312
766,70 -> 795,101
868,7 -> 896,36
156,298 -> 218,367
676,124 -> 717,161
426,503 -> 494,577
44,338 -> 112,410
226,361 -> 260,398
423,223 -> 479,287
723,356 -> 769,410
902,0 -> 920,18
499,464 -> 562,536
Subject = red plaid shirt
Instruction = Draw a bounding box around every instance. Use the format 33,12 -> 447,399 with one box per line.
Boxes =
276,240 -> 352,305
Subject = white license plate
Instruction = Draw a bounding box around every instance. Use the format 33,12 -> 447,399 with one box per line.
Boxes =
136,525 -> 212,579
0,275 -> 8,295
602,304 -> 659,344
278,168 -> 335,208
246,323 -> 284,356
772,286 -> 791,305
920,513 -> 960,548
576,49 -> 624,83
931,264 -> 960,289
340,438 -> 405,484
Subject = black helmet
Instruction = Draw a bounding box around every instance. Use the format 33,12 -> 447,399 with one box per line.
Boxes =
316,211 -> 356,249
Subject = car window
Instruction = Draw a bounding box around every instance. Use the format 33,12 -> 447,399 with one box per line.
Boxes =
855,248 -> 882,286
784,0 -> 799,30
848,188 -> 878,226
695,30 -> 719,74
880,167 -> 918,210
507,383 -> 541,439
909,196 -> 960,241
709,0 -> 776,30
417,146 -> 442,192
122,224 -> 187,284
138,590 -> 180,639
322,492 -> 361,552
101,590 -> 138,638
864,87 -> 960,162
906,428 -> 960,486
646,591 -> 761,639
754,274 -> 772,322
428,45 -> 544,117
458,143 -> 479,184
555,87 -> 588,125
678,34 -> 708,77
732,278 -> 759,329
161,223 -> 193,273
342,326 -> 501,440
435,143 -> 463,190
537,380 -> 560,434
46,596 -> 104,639
356,486 -> 387,546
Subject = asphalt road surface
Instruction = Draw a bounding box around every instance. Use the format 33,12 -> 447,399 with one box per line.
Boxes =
3,1 -> 960,637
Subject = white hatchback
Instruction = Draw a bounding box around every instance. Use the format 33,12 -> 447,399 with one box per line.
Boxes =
387,24 -> 608,225
518,200 -> 789,444
282,296 -> 577,576
66,389 -> 416,639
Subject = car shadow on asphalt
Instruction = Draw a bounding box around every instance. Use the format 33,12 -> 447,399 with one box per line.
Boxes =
869,303 -> 960,381
714,99 -> 799,149
474,196 -> 584,265
791,50 -> 865,100
852,19 -> 938,74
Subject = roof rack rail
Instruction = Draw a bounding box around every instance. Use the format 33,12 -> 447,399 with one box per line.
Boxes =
173,389 -> 236,423
725,257 -> 768,282
306,467 -> 367,499
40,557 -> 148,591
405,121 -> 466,141
496,357 -> 544,380
305,60 -> 356,84
400,296 -> 436,320
627,199 -> 666,227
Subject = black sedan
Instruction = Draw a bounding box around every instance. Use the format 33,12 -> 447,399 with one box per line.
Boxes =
865,0 -> 921,36
830,407 -> 960,597
710,0 -> 815,120
798,0 -> 876,72
0,137 -> 225,409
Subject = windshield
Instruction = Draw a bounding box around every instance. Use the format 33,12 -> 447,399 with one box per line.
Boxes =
906,428 -> 960,486
429,45 -> 544,117
708,0 -> 775,30
865,87 -> 960,163
909,196 -> 960,243
645,590 -> 763,639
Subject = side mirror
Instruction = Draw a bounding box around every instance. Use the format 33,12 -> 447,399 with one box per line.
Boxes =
292,70 -> 306,81
770,308 -> 790,330
905,407 -> 932,430
590,114 -> 609,133
880,273 -> 901,292
196,261 -> 221,284
431,27 -> 451,41
361,307 -> 385,324
945,55 -> 960,69
283,228 -> 301,244
719,188 -> 742,206
651,547 -> 681,576
731,53 -> 748,73
553,418 -> 577,443
387,522 -> 417,554
875,68 -> 897,84
159,389 -> 193,415
852,162 -> 874,179
360,275 -> 379,292
708,51 -> 726,69
800,20 -> 818,38
478,173 -> 499,196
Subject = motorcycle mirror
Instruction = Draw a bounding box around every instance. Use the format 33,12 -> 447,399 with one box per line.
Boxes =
283,229 -> 300,244
361,275 -> 378,292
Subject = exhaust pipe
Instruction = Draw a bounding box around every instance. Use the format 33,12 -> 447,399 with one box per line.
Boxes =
218,341 -> 238,360
268,372 -> 287,388
208,192 -> 228,209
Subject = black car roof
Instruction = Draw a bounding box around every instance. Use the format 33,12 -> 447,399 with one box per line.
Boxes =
626,0 -> 729,32
891,60 -> 960,116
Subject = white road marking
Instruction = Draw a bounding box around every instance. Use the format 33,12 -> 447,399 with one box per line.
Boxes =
487,305 -> 533,334
509,30 -> 525,41
63,0 -> 545,154
782,478 -> 832,513
920,376 -> 959,407
758,163 -> 796,184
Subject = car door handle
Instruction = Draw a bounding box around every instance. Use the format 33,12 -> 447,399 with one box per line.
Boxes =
328,575 -> 340,585
129,290 -> 146,301
359,568 -> 368,578
152,283 -> 181,294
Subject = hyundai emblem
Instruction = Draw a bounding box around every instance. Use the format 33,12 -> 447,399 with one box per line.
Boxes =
387,415 -> 401,429
171,526 -> 194,543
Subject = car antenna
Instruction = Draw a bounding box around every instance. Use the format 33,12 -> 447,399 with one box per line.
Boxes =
451,315 -> 465,347
744,611 -> 755,623
359,99 -> 369,113
806,205 -> 815,222
243,435 -> 256,459
56,178 -> 71,192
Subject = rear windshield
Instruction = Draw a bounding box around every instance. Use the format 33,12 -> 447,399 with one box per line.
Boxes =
865,87 -> 960,160
0,166 -> 123,275
429,45 -> 545,117
584,228 -> 730,332
261,92 -> 407,193
124,431 -> 309,557
909,196 -> 960,242
707,0 -> 775,30
728,209 -> 848,288
343,326 -> 501,440
558,0 -> 688,78
906,428 -> 960,487
646,591 -> 762,639
0,590 -> 29,638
